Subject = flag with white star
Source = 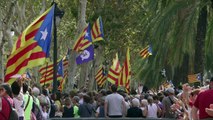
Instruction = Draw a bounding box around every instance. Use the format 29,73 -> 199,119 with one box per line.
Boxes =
76,24 -> 94,64
72,24 -> 92,52
5,5 -> 55,84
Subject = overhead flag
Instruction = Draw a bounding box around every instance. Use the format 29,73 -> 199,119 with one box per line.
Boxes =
140,45 -> 152,59
118,48 -> 131,93
188,73 -> 201,83
57,59 -> 64,77
107,53 -> 121,84
40,59 -> 68,85
5,5 -> 55,84
95,66 -> 107,87
76,25 -> 94,64
91,16 -> 104,42
72,24 -> 92,52
58,70 -> 68,91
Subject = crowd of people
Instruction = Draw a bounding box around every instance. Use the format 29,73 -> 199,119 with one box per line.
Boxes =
0,77 -> 213,120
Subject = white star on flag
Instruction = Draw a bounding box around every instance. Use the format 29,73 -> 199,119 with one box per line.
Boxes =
85,32 -> 89,37
40,28 -> 48,40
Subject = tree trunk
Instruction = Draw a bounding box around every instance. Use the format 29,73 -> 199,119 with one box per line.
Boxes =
194,6 -> 207,83
173,54 -> 189,86
87,46 -> 104,90
66,0 -> 87,92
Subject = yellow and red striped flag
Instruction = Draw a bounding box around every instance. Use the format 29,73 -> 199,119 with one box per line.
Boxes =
39,59 -> 68,85
72,24 -> 92,52
5,5 -> 55,84
58,70 -> 68,91
140,45 -> 152,59
188,73 -> 201,83
91,16 -> 104,42
118,48 -> 131,93
95,66 -> 107,87
107,53 -> 121,84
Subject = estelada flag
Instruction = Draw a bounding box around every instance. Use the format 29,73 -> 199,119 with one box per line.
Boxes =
91,16 -> 104,42
188,73 -> 201,83
39,59 -> 68,85
5,5 -> 55,84
76,24 -> 94,65
140,45 -> 152,59
95,65 -> 107,87
72,24 -> 92,52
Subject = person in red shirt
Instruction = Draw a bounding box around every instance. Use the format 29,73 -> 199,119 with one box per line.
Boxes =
192,78 -> 213,119
0,83 -> 13,120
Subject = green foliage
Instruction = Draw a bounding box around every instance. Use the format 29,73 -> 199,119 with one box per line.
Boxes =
2,0 -> 213,88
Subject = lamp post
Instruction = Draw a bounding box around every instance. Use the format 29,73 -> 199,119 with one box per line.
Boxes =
53,3 -> 64,94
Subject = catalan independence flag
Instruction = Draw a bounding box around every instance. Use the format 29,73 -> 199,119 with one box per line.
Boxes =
5,5 -> 55,84
91,16 -> 104,42
118,48 -> 131,93
95,66 -> 107,87
58,70 -> 68,91
140,45 -> 152,59
39,59 -> 68,85
107,53 -> 121,84
72,24 -> 92,52
188,73 -> 201,83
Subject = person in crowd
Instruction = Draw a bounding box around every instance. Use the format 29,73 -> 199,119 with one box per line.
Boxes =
78,94 -> 94,117
124,96 -> 130,116
146,96 -> 161,118
104,84 -> 126,118
140,99 -> 148,117
95,97 -> 105,118
55,92 -> 62,109
126,98 -> 143,117
32,86 -> 41,106
162,87 -> 176,118
54,104 -> 62,118
72,96 -> 80,118
31,86 -> 43,120
41,104 -> 49,119
192,77 -> 213,119
23,83 -> 33,120
62,97 -> 74,118
0,83 -> 14,120
153,95 -> 163,117
42,88 -> 51,116
206,104 -> 213,117
11,81 -> 25,120
78,93 -> 84,105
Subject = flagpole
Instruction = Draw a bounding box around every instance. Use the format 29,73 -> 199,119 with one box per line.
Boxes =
52,3 -> 64,94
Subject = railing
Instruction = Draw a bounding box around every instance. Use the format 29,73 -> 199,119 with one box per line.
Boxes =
49,118 -> 174,120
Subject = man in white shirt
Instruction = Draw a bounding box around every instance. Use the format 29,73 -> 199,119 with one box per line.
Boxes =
104,85 -> 125,118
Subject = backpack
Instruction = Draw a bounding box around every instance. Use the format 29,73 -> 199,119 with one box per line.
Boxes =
4,97 -> 19,120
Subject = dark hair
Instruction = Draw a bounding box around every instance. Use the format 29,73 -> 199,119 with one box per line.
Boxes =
11,81 -> 21,96
111,85 -> 117,92
83,94 -> 91,103
153,95 -> 159,101
23,83 -> 28,94
210,77 -> 213,82
56,92 -> 62,100
42,88 -> 48,96
100,89 -> 107,96
0,83 -> 12,97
